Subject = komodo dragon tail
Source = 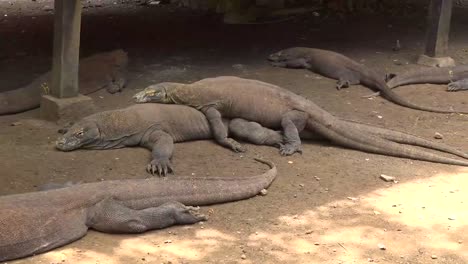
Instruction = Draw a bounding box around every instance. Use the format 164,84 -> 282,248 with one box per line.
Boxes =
304,110 -> 468,166
0,76 -> 45,115
365,75 -> 468,114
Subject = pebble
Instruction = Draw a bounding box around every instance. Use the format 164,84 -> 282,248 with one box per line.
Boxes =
10,121 -> 22,126
42,5 -> 53,11
379,174 -> 396,182
259,189 -> 268,196
241,254 -> 246,260
434,132 -> 443,139
378,243 -> 386,250
431,255 -> 438,259
448,216 -> 456,220
288,161 -> 293,164
164,240 -> 172,244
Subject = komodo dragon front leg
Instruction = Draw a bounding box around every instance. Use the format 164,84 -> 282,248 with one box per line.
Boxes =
104,68 -> 127,94
140,130 -> 175,176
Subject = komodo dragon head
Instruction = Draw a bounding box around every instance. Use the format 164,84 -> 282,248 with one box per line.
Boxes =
55,120 -> 100,151
133,82 -> 181,103
268,47 -> 311,68
268,47 -> 300,63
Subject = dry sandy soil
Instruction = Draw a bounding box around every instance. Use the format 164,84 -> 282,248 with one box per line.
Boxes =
0,1 -> 467,263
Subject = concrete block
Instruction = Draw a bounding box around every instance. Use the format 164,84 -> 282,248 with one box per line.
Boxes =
417,54 -> 456,67
40,94 -> 98,125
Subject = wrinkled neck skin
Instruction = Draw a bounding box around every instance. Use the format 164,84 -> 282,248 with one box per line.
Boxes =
82,127 -> 148,150
167,84 -> 220,110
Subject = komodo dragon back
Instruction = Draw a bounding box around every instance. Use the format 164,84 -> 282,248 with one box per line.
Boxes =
0,49 -> 128,115
0,158 -> 276,261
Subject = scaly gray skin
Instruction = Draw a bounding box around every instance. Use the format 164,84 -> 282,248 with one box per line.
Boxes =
365,65 -> 468,97
0,158 -> 276,262
0,49 -> 128,115
56,104 -> 284,176
133,76 -> 468,166
267,47 -> 468,114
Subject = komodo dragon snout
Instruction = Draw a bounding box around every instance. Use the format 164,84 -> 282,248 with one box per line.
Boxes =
56,121 -> 100,151
133,82 -> 180,103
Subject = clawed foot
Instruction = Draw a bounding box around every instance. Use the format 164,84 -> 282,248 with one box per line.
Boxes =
146,158 -> 174,176
224,138 -> 247,153
336,80 -> 350,90
447,82 -> 465,92
279,143 -> 303,156
168,202 -> 208,224
106,83 -> 123,94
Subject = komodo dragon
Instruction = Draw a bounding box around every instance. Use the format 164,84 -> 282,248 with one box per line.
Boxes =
0,49 -> 128,115
267,47 -> 468,114
133,76 -> 468,166
364,65 -> 468,97
0,158 -> 276,262
56,103 -> 284,176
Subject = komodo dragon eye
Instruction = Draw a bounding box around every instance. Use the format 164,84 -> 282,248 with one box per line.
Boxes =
75,130 -> 84,138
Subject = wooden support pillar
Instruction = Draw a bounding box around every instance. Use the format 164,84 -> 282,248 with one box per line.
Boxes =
50,0 -> 82,98
424,0 -> 453,57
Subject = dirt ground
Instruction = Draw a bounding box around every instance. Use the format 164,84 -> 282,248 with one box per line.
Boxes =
0,1 -> 467,263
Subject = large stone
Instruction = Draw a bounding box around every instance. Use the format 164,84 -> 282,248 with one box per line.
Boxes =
40,94 -> 98,125
417,54 -> 456,67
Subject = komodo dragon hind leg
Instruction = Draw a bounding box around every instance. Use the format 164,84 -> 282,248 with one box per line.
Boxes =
336,71 -> 360,90
228,118 -> 283,147
448,79 -> 468,91
87,199 -> 206,233
279,110 -> 308,156
204,107 -> 246,153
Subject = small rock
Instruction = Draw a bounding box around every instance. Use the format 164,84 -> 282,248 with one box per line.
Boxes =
314,176 -> 320,181
287,161 -> 293,164
378,243 -> 386,250
299,184 -> 304,188
380,174 -> 396,182
259,189 -> 268,196
164,240 -> 172,244
373,210 -> 381,215
458,240 -> 463,244
431,255 -> 438,259
434,132 -> 443,139
241,254 -> 246,260
10,121 -> 22,126
314,242 -> 320,245
347,197 -> 359,201
305,230 -> 313,234
42,5 -> 53,11
448,216 -> 456,220
147,0 -> 160,5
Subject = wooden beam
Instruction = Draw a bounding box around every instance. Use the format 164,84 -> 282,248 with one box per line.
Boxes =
50,0 -> 82,98
424,0 -> 453,57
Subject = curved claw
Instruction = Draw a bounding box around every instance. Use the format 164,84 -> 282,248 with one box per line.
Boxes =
279,143 -> 302,156
146,158 -> 174,176
447,82 -> 463,92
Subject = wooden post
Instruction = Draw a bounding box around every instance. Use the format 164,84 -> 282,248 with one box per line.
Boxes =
424,0 -> 453,57
50,0 -> 82,98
